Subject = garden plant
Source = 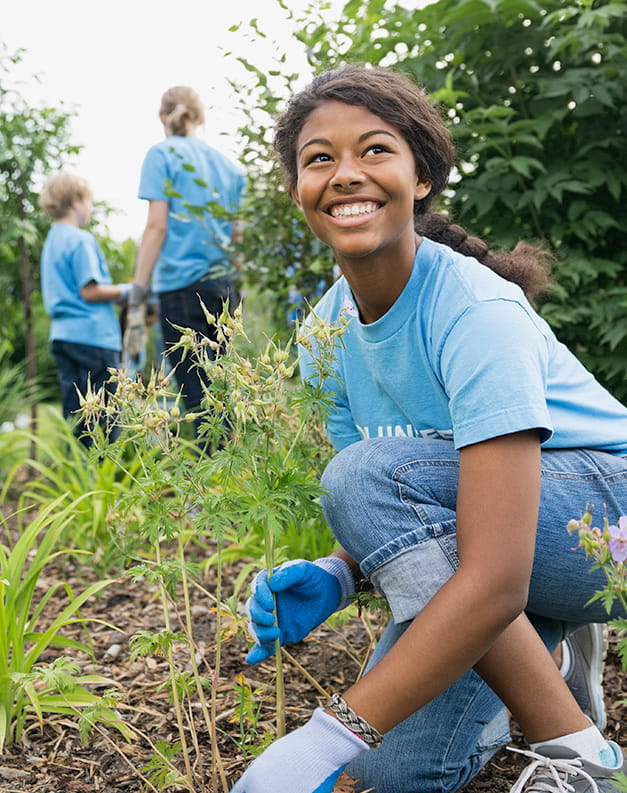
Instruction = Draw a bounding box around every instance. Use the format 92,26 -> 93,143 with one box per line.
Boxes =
568,511 -> 627,791
0,493 -> 125,750
49,301 -> 350,791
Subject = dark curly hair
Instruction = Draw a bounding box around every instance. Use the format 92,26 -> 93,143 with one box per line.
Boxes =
274,65 -> 551,302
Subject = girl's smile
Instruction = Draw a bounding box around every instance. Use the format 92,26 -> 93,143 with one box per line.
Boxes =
292,101 -> 431,274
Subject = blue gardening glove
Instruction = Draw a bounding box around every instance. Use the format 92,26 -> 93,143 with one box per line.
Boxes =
245,557 -> 355,665
229,707 -> 368,793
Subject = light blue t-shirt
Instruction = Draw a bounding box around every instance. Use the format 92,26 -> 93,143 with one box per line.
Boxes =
138,136 -> 246,293
40,223 -> 122,351
299,237 -> 627,455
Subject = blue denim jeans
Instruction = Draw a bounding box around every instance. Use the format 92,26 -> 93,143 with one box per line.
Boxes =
51,340 -> 120,447
159,273 -> 238,437
320,437 -> 627,793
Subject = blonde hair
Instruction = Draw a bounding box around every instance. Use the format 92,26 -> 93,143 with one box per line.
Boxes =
160,86 -> 204,136
38,172 -> 92,220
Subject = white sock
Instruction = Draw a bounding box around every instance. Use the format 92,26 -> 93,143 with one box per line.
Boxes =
531,724 -> 615,766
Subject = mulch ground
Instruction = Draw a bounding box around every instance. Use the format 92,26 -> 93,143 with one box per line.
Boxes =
0,498 -> 625,793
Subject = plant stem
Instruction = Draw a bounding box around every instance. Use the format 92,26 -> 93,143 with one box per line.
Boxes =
264,527 -> 285,737
154,541 -> 195,787
177,535 -> 229,793
212,542 -> 231,793
281,647 -> 331,698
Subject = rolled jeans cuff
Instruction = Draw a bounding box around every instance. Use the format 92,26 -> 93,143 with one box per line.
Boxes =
363,517 -> 459,624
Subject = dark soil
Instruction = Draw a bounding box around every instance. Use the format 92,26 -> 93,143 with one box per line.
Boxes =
0,496 -> 625,793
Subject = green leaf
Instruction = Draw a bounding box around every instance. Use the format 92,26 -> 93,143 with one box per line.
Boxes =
509,156 -> 546,178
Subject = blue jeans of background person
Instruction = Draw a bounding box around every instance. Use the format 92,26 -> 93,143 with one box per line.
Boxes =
320,437 -> 627,793
51,339 -> 121,448
158,273 -> 239,438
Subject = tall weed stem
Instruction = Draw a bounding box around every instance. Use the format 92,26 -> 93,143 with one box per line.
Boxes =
264,526 -> 285,737
154,542 -> 195,786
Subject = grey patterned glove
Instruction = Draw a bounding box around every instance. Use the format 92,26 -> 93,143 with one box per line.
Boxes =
123,283 -> 150,357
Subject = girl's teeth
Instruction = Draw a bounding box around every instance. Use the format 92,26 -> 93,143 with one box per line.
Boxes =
332,203 -> 378,217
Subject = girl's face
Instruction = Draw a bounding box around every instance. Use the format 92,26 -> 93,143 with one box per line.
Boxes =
292,100 -> 431,270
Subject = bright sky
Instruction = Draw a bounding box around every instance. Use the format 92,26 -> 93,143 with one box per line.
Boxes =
2,0 -> 349,241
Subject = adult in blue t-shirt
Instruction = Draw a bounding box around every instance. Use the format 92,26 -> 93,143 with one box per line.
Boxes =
39,172 -> 130,446
125,85 -> 246,438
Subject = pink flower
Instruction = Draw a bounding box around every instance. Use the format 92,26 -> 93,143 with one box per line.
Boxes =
608,516 -> 627,563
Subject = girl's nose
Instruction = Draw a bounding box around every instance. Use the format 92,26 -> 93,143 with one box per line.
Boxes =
332,154 -> 363,188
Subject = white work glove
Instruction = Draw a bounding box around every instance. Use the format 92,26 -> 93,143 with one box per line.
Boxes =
229,707 -> 369,793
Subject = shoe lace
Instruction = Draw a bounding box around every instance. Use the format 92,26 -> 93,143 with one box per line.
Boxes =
508,747 -> 601,793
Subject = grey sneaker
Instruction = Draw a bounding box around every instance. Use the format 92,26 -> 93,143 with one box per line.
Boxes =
509,742 -> 626,793
563,623 -> 608,730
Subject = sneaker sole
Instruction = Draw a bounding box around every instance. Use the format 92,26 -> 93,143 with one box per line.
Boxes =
589,623 -> 608,731
588,622 -> 609,731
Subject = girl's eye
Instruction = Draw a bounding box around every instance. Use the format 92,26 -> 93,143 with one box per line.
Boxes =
365,144 -> 389,156
307,152 -> 331,164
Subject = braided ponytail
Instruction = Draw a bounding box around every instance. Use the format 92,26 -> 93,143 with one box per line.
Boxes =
416,212 -> 552,304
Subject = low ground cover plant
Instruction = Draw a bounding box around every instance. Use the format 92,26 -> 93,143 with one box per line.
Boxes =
0,493 -> 125,750
1,410 -> 157,569
568,510 -> 627,792
568,511 -> 627,668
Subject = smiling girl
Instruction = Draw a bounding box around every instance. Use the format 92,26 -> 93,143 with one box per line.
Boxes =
231,66 -> 627,793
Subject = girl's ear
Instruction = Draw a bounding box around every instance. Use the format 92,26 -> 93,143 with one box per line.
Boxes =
290,185 -> 303,211
414,180 -> 432,201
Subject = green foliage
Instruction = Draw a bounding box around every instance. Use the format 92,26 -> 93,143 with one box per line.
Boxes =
96,232 -> 136,285
129,630 -> 189,662
141,740 -> 191,791
13,663 -> 133,747
0,340 -> 40,481
75,687 -> 135,745
613,771 -> 627,793
228,43 -> 335,338
0,47 -> 79,365
568,511 -> 627,670
421,0 -> 627,400
83,305 -> 338,569
567,509 -> 627,793
229,672 -> 275,760
0,341 -> 37,428
1,410 -> 154,568
0,495 -> 116,748
0,46 -> 135,389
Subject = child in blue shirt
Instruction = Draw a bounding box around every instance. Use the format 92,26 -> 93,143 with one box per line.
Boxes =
234,66 -> 627,793
39,172 -> 130,445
